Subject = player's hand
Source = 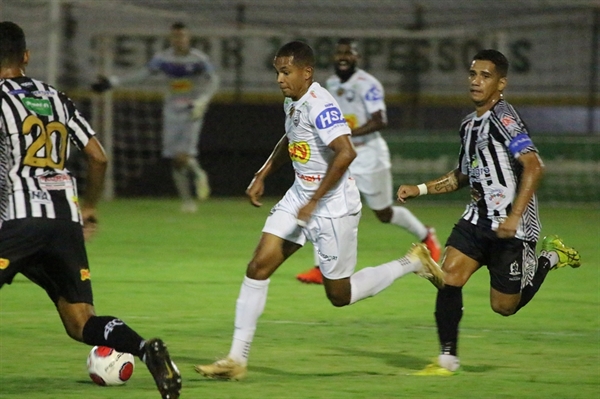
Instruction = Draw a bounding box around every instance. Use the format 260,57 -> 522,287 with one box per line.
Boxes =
496,214 -> 519,239
190,98 -> 209,120
246,175 -> 265,207
91,75 -> 112,93
81,207 -> 99,241
397,184 -> 419,203
297,199 -> 317,228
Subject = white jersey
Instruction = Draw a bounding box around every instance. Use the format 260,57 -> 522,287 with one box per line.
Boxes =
326,69 -> 390,174
276,82 -> 361,218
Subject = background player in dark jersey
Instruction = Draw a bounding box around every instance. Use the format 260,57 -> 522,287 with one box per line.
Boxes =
397,49 -> 581,376
0,21 -> 181,399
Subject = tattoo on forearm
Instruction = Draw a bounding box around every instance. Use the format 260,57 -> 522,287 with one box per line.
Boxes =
431,171 -> 460,193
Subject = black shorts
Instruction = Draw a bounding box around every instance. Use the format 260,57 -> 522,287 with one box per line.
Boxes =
446,219 -> 537,294
0,218 -> 93,305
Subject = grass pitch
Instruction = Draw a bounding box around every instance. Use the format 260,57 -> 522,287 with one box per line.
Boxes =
0,198 -> 598,399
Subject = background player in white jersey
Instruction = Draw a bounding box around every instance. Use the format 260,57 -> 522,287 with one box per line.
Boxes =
397,49 -> 581,376
194,41 -> 444,381
91,22 -> 219,213
0,22 -> 181,398
296,38 -> 441,285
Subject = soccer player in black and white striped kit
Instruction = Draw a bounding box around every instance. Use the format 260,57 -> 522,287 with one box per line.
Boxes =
397,49 -> 581,375
0,22 -> 181,398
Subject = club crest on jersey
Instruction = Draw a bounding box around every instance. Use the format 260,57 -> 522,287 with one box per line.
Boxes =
22,97 -> 52,116
315,107 -> 345,129
288,141 -> 310,163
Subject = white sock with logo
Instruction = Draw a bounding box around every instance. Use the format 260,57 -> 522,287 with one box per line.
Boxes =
349,257 -> 419,304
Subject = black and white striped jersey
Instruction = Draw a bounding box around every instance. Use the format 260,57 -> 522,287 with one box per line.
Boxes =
457,99 -> 541,242
0,76 -> 95,223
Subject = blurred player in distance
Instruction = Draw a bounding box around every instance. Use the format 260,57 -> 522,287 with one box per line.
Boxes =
91,22 -> 219,213
397,49 -> 581,376
195,41 -> 444,381
296,38 -> 441,285
0,22 -> 181,398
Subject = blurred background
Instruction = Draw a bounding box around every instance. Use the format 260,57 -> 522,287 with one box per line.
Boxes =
1,0 -> 598,203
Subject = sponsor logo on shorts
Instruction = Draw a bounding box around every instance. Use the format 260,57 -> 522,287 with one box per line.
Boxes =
80,268 -> 91,281
318,249 -> 338,262
289,141 -> 310,163
0,258 -> 10,269
509,261 -> 520,276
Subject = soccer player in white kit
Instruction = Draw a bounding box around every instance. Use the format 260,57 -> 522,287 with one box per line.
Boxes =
91,22 -> 219,213
297,38 -> 441,284
195,41 -> 444,381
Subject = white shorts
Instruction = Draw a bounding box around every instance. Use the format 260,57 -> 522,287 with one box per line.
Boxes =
352,168 -> 393,211
262,208 -> 360,280
162,109 -> 203,158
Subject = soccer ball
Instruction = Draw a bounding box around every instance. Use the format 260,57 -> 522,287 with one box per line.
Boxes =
87,346 -> 135,386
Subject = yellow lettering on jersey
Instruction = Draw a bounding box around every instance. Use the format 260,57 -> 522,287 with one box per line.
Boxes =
170,79 -> 192,93
288,141 -> 310,164
344,114 -> 358,130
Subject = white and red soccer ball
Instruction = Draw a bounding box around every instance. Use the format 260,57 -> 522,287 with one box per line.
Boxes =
87,346 -> 135,386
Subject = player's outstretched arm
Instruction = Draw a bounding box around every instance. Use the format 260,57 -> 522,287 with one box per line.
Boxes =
246,134 -> 289,207
397,168 -> 468,203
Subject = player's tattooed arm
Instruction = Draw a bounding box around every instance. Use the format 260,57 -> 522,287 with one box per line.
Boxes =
429,169 -> 469,194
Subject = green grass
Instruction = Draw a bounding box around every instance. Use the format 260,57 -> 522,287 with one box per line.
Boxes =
1,198 -> 598,399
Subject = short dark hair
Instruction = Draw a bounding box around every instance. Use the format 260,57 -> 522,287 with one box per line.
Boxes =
0,21 -> 27,68
473,49 -> 509,77
171,22 -> 186,30
337,37 -> 358,49
275,41 -> 315,68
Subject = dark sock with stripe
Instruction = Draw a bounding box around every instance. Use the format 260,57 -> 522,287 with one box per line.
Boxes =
435,285 -> 463,356
82,316 -> 145,358
515,255 -> 551,313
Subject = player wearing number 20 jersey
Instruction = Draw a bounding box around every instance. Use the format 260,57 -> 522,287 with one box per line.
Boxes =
0,77 -> 94,223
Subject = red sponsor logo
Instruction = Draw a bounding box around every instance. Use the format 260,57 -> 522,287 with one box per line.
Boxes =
80,268 -> 91,281
501,115 -> 517,129
296,172 -> 322,183
288,141 -> 311,163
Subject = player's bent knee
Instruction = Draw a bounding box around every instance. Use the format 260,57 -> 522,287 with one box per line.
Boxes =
326,292 -> 351,307
491,303 -> 517,317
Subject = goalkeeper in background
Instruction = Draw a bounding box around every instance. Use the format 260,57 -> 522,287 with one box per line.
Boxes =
92,22 -> 219,213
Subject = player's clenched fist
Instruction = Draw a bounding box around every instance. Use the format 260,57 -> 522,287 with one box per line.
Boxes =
397,184 -> 419,203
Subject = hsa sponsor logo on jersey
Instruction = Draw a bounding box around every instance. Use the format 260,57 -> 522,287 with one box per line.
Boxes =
315,107 -> 345,130
289,141 -> 310,164
365,85 -> 383,101
22,97 -> 52,116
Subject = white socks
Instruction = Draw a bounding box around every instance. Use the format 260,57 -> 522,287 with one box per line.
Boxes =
390,206 -> 428,241
172,167 -> 192,201
349,256 -> 420,304
229,276 -> 270,365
